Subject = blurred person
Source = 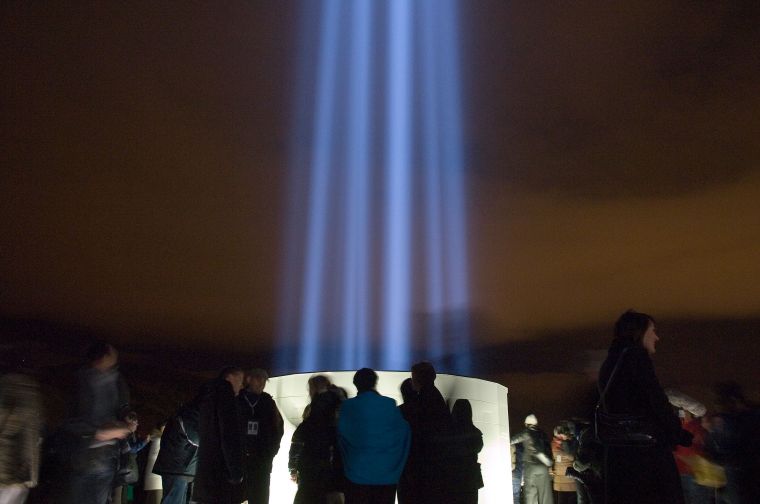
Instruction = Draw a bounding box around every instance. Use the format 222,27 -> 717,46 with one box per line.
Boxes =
337,368 -> 410,504
550,422 -> 577,504
510,414 -> 553,504
449,399 -> 484,504
235,368 -> 284,504
65,341 -> 131,504
597,310 -> 692,504
703,381 -> 759,504
142,420 -> 166,504
192,366 -> 244,504
0,355 -> 42,504
153,398 -> 201,504
673,407 -> 713,504
112,411 -> 150,504
288,375 -> 344,504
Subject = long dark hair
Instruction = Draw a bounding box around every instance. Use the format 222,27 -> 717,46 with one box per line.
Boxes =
613,310 -> 654,347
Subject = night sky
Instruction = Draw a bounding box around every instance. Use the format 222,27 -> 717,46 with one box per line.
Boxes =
3,1 -> 760,362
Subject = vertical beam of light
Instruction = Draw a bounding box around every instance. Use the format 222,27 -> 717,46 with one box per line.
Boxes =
277,1 -> 320,373
341,0 -> 372,370
382,0 -> 413,370
298,0 -> 340,371
438,0 -> 471,374
420,0 -> 445,363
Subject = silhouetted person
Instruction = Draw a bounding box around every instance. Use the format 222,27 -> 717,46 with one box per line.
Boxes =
397,378 -> 418,504
192,366 -> 244,504
338,368 -> 410,504
236,368 -> 284,504
404,361 -> 452,504
289,375 -> 344,504
510,414 -> 553,504
66,341 -> 131,504
449,399 -> 483,504
597,310 -> 692,504
153,398 -> 201,504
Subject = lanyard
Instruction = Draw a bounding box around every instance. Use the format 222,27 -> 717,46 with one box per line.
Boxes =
243,394 -> 260,417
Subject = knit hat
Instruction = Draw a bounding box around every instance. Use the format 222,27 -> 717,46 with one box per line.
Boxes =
524,414 -> 538,426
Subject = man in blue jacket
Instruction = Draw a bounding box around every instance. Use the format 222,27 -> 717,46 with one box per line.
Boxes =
337,368 -> 411,504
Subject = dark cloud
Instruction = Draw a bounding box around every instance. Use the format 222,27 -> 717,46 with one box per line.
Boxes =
466,0 -> 760,198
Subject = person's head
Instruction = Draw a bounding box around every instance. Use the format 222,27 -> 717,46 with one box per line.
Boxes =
400,378 -> 416,403
219,366 -> 245,396
307,375 -> 331,398
614,310 -> 658,354
411,361 -> 436,391
86,341 -> 118,371
554,422 -> 572,439
123,411 -> 139,432
353,368 -> 378,393
245,368 -> 269,394
524,414 -> 538,427
452,399 -> 473,427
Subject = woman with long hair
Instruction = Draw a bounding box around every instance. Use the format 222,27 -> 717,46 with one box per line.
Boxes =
598,310 -> 692,503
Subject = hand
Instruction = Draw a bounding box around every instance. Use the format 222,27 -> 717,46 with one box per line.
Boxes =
290,471 -> 299,483
95,426 -> 130,441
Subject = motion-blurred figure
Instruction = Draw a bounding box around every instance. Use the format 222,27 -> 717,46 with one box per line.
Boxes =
66,341 -> 131,504
236,368 -> 283,504
703,381 -> 760,504
0,356 -> 42,504
510,414 -> 553,504
192,366 -> 244,504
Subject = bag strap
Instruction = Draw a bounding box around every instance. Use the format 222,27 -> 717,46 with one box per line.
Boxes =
596,347 -> 631,413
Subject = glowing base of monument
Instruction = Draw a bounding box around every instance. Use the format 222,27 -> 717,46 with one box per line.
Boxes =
265,371 -> 513,504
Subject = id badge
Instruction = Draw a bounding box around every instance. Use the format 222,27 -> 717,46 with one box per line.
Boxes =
247,420 -> 259,436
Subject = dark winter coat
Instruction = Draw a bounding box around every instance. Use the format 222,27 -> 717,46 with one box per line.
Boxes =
510,426 -> 552,467
598,342 -> 689,504
192,378 -> 243,503
399,385 -> 451,503
153,401 -> 200,478
288,389 -> 343,494
238,390 -> 284,473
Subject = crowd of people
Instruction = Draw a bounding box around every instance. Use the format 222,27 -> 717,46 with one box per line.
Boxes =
510,311 -> 760,504
1,310 -> 759,504
0,346 -> 483,504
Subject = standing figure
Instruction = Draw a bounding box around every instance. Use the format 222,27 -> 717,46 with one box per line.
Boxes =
192,366 -> 244,504
402,361 -> 453,504
0,360 -> 42,504
153,399 -> 201,504
236,368 -> 284,504
510,414 -> 553,504
66,341 -> 131,504
338,368 -> 410,504
288,375 -> 344,504
597,310 -> 692,504
449,399 -> 484,504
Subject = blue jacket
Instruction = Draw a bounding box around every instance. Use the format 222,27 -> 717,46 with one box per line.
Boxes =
337,391 -> 410,485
